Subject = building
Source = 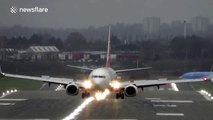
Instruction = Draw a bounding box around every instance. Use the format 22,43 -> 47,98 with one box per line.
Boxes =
143,17 -> 161,39
23,46 -> 59,61
191,16 -> 209,36
0,48 -> 17,61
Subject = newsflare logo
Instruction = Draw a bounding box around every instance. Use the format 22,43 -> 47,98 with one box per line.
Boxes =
10,6 -> 18,14
10,6 -> 48,14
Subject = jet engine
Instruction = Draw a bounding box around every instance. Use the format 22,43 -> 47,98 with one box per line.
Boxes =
124,84 -> 138,97
66,83 -> 79,96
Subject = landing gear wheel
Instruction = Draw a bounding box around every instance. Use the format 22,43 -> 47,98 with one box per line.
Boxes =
116,93 -> 120,99
86,92 -> 90,97
116,93 -> 124,99
82,92 -> 90,99
82,93 -> 85,99
121,93 -> 124,99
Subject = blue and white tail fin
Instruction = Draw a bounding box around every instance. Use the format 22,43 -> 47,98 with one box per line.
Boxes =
105,25 -> 111,68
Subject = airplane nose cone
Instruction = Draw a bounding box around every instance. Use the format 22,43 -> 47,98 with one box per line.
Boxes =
92,78 -> 106,90
93,78 -> 102,84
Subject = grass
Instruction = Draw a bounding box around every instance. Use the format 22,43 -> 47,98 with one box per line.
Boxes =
0,77 -> 43,91
191,82 -> 213,94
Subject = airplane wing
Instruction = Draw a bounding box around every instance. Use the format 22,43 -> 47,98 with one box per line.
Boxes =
121,78 -> 207,88
0,67 -> 78,85
115,67 -> 152,73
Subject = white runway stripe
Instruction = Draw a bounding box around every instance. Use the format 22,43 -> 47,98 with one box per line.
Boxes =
159,88 -> 165,90
40,83 -> 47,90
0,99 -> 27,101
156,113 -> 184,116
153,104 -> 177,107
151,100 -> 193,103
0,103 -> 15,105
145,97 -> 161,100
171,83 -> 179,91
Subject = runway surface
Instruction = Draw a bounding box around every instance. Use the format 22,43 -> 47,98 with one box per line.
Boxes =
0,84 -> 213,120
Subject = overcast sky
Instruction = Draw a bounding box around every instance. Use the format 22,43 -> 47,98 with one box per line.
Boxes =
0,0 -> 212,29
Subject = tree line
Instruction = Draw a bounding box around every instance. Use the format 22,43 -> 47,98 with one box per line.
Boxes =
1,32 -> 213,62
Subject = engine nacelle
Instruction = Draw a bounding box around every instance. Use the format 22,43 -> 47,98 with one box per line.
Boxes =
124,84 -> 138,97
66,83 -> 79,96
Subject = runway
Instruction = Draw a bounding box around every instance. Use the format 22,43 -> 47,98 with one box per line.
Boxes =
0,84 -> 213,120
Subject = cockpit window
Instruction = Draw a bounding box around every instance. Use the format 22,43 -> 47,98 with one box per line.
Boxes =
92,75 -> 106,78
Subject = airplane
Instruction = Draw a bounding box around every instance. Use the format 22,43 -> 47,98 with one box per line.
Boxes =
180,72 -> 213,82
0,26 -> 210,100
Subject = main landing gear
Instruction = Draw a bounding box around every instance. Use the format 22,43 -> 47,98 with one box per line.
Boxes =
82,91 -> 90,99
116,92 -> 124,99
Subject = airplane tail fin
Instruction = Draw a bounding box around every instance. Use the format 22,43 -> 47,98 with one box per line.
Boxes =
105,25 -> 111,68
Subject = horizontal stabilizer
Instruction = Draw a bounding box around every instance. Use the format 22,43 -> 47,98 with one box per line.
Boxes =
115,67 -> 152,73
67,65 -> 94,71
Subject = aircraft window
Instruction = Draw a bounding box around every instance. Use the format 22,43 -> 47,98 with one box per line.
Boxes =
92,75 -> 106,78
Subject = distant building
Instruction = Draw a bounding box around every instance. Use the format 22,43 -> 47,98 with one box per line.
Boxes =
22,46 -> 59,61
170,20 -> 193,38
143,17 -> 161,39
0,48 -> 17,61
191,16 -> 209,36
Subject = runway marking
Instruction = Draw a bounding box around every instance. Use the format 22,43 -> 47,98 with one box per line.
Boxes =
159,88 -> 165,91
0,99 -> 27,101
156,113 -> 184,116
153,104 -> 177,107
171,83 -> 179,92
62,97 -> 94,120
145,97 -> 161,100
151,100 -> 193,103
0,103 -> 15,105
55,84 -> 64,91
40,83 -> 47,90
148,87 -> 155,91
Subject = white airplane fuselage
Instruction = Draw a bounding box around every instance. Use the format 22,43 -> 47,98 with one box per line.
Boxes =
88,67 -> 117,90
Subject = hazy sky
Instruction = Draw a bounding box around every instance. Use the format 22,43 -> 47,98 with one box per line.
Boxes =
0,0 -> 212,29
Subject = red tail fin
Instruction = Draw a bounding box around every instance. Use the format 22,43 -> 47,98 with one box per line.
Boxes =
105,25 -> 111,68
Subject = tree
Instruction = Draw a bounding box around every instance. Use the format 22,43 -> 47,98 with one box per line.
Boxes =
47,37 -> 64,50
111,35 -> 122,51
65,32 -> 87,51
7,36 -> 30,49
29,34 -> 43,45
170,36 -> 207,59
0,36 -> 8,48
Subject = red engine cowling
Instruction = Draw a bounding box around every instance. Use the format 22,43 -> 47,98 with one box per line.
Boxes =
66,83 -> 79,96
124,84 -> 138,97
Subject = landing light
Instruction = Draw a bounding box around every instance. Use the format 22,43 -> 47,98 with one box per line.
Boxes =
110,81 -> 121,89
83,80 -> 92,89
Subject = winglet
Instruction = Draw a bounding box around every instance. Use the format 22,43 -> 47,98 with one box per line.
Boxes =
0,66 -> 2,73
0,66 -> 5,77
